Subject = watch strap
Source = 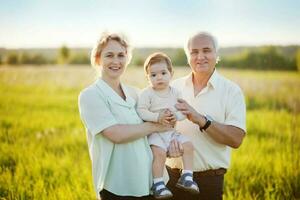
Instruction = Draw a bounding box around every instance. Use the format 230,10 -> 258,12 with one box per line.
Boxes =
200,116 -> 212,132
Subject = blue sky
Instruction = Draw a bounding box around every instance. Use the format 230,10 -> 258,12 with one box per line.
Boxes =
0,0 -> 299,48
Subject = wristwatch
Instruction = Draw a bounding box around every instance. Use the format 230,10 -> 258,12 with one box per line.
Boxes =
200,115 -> 213,132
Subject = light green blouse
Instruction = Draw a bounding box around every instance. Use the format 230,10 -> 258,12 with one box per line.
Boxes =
78,78 -> 153,198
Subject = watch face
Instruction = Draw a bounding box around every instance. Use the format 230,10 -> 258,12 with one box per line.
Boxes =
205,115 -> 213,122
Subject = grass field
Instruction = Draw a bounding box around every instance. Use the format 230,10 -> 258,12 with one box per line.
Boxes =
0,66 -> 299,200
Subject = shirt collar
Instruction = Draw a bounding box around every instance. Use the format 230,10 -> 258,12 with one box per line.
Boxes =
208,69 -> 219,89
184,68 -> 219,90
95,78 -> 135,108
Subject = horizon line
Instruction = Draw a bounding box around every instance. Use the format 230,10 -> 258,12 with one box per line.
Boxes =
1,43 -> 300,50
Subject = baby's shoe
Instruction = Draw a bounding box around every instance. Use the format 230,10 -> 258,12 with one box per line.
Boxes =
152,181 -> 173,199
176,172 -> 199,194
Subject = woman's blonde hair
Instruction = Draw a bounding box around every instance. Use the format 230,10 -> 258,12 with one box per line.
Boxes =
143,52 -> 173,75
90,32 -> 132,67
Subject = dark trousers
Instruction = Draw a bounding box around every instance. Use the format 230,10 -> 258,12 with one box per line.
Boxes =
100,189 -> 154,200
166,167 -> 225,200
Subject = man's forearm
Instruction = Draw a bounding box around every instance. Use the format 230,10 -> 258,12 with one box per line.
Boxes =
205,122 -> 245,148
197,115 -> 245,148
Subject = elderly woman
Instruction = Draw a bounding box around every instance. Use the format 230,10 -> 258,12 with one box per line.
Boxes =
78,33 -> 171,200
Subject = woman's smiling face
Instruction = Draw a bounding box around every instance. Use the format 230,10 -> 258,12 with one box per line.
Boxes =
99,40 -> 128,80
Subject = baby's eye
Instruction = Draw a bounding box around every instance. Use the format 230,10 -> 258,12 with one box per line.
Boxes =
162,71 -> 167,75
151,74 -> 156,77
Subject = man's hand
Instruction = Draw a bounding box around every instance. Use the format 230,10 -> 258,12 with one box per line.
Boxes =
175,98 -> 206,126
176,99 -> 245,148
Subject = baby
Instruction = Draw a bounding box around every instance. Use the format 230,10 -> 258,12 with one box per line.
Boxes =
137,52 -> 199,199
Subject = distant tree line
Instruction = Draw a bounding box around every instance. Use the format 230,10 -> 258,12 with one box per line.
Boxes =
218,46 -> 298,71
0,46 -> 89,66
0,45 -> 300,71
132,47 -> 300,71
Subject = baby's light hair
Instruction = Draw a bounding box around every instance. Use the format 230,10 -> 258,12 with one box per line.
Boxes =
144,52 -> 173,75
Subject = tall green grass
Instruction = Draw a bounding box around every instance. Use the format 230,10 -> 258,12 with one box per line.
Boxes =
0,66 -> 299,199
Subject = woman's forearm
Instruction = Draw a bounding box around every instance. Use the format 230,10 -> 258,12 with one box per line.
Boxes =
102,122 -> 163,144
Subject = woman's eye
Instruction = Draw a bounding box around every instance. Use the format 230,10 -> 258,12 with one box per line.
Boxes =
106,54 -> 113,58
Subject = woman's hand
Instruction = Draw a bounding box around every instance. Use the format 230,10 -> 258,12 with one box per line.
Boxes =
150,122 -> 173,133
167,139 -> 183,158
175,98 -> 204,125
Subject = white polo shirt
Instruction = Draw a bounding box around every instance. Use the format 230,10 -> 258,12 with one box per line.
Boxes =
78,78 -> 153,198
166,69 -> 246,171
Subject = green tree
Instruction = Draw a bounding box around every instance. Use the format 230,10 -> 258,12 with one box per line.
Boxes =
131,55 -> 144,67
19,52 -> 32,64
31,54 -> 47,65
57,45 -> 70,65
69,53 -> 90,65
5,53 -> 19,65
296,49 -> 300,72
19,52 -> 48,65
172,49 -> 187,66
260,46 -> 286,69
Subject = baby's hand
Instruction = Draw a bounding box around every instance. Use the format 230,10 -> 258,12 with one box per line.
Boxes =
167,110 -> 177,128
158,109 -> 173,126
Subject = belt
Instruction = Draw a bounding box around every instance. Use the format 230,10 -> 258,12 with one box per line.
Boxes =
166,166 -> 227,178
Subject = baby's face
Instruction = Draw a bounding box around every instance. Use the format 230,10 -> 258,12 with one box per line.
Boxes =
147,61 -> 172,90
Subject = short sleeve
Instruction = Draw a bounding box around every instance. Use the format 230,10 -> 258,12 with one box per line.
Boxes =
224,87 -> 246,132
126,85 -> 141,103
78,88 -> 118,136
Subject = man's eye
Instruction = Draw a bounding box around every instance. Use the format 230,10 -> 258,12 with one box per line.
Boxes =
118,54 -> 125,57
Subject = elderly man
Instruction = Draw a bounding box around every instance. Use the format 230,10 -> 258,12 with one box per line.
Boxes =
166,32 -> 246,200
